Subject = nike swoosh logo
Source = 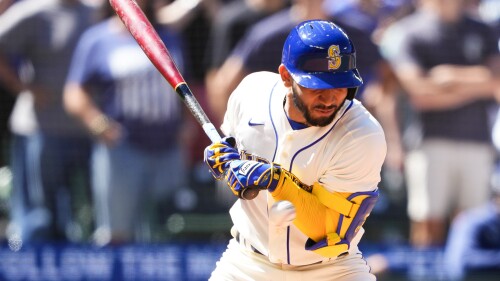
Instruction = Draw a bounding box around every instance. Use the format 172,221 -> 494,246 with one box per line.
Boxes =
248,119 -> 265,126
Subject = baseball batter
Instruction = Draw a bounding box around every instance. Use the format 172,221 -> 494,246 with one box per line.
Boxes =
204,20 -> 387,281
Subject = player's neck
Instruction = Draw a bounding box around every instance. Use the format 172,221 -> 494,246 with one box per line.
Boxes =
284,94 -> 308,126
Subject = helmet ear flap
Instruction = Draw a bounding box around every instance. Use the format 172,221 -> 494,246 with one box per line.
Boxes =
347,88 -> 357,100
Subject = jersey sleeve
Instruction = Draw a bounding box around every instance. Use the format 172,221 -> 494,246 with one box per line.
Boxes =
65,28 -> 98,85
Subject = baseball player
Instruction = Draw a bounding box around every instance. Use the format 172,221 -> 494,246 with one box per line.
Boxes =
204,20 -> 387,280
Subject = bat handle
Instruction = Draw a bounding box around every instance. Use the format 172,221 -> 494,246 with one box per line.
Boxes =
174,84 -> 261,200
202,123 -> 221,143
175,83 -> 221,143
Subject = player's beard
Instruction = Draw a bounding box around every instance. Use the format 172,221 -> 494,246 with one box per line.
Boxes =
291,84 -> 345,127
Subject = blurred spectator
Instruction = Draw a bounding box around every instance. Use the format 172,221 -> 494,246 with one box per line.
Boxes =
324,0 -> 412,34
379,0 -> 500,248
324,0 -> 416,47
64,0 -> 190,245
0,0 -> 98,243
204,0 -> 288,82
158,0 -> 221,84
444,168 -> 500,280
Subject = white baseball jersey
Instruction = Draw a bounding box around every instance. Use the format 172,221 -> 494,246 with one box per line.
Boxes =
221,71 -> 387,266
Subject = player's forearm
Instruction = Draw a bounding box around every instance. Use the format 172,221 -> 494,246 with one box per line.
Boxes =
427,64 -> 497,98
398,64 -> 495,106
400,75 -> 491,110
409,92 -> 479,111
431,64 -> 492,81
444,66 -> 497,97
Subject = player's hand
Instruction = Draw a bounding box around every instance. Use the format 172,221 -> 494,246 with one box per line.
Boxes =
204,136 -> 240,179
225,160 -> 283,198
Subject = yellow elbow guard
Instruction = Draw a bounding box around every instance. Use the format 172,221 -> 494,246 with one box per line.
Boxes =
269,167 -> 379,258
305,184 -> 379,258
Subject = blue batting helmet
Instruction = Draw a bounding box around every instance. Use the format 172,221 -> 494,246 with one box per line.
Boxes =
282,20 -> 363,99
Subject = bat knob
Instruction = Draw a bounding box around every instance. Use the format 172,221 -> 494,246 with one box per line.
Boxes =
240,187 -> 260,200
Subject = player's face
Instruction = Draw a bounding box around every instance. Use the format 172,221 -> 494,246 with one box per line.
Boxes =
291,82 -> 348,127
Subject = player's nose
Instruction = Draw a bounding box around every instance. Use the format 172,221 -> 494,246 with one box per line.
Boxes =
317,89 -> 341,104
318,88 -> 347,105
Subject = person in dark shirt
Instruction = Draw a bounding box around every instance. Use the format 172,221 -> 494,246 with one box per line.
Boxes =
380,0 -> 500,247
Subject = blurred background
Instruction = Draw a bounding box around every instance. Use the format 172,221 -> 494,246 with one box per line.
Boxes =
0,0 -> 499,280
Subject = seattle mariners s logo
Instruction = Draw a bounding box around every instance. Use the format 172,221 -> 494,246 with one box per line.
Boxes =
327,45 -> 341,70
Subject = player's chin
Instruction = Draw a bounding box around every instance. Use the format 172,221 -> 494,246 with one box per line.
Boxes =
309,115 -> 335,127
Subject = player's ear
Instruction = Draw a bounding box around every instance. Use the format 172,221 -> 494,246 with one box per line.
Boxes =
279,64 -> 293,87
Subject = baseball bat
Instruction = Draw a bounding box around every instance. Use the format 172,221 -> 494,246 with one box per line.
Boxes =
109,0 -> 259,200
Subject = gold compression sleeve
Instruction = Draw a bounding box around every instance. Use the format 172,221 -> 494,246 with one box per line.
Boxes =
270,171 -> 333,242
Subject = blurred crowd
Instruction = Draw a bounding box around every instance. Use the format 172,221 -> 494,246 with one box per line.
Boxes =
0,0 -> 498,280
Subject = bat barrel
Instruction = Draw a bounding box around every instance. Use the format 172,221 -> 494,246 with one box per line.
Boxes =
109,0 -> 185,87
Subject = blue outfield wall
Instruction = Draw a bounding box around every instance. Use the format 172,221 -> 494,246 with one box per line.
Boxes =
1,243 -> 499,281
0,242 -> 444,281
